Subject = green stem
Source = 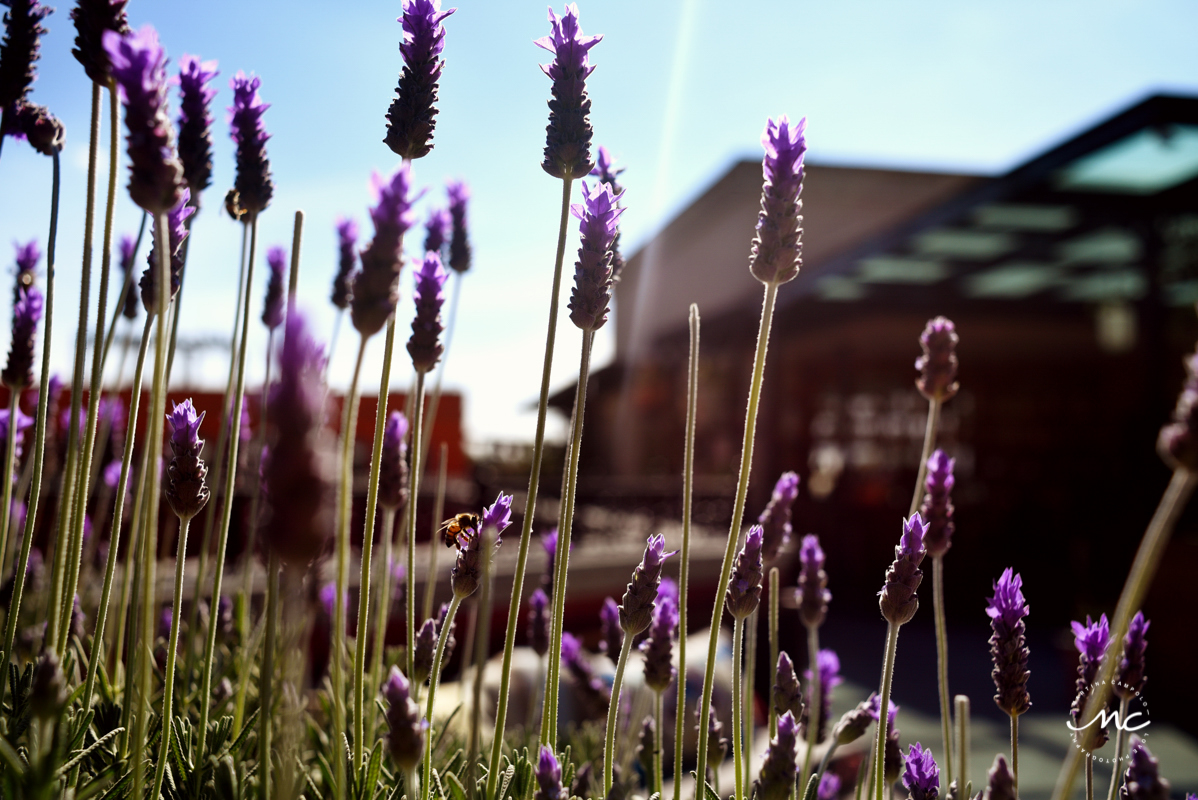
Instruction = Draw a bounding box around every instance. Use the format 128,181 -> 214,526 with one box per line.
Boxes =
117,412 -> 153,745
873,623 -> 900,800
955,695 -> 970,795
1105,699 -> 1127,800
1085,756 -> 1094,800
0,150 -> 60,709
654,689 -> 665,798
603,628 -> 635,798
485,177 -> 574,798
368,506 -> 398,737
467,529 -> 496,789
421,594 -> 463,800
1011,713 -> 1019,799
151,514 -> 192,800
0,395 -> 19,583
745,610 -> 757,781
768,567 -> 780,737
674,304 -> 699,800
694,283 -> 779,797
812,741 -> 840,793
908,397 -> 941,518
196,216 -> 258,760
406,369 -> 427,680
932,556 -> 953,784
98,211 -> 147,372
799,623 -> 819,794
541,328 -> 595,747
731,617 -> 745,800
422,443 -> 448,622
259,554 -> 280,800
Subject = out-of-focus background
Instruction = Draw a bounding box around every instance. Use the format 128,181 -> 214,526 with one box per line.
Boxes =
3,0 -> 1198,791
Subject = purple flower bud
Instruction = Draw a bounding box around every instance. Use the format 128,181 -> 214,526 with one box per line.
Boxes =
749,116 -> 806,286
1158,348 -> 1198,470
14,238 -> 39,277
0,406 -> 33,467
541,528 -> 559,596
103,25 -> 184,214
801,649 -> 843,743
423,207 -> 449,257
757,710 -> 798,800
1115,611 -> 1149,701
726,525 -> 764,620
4,283 -> 41,389
0,0 -> 51,109
165,398 -> 209,519
140,188 -> 196,313
262,245 -> 286,329
758,471 -> 799,563
1120,738 -> 1170,800
29,650 -> 65,719
412,617 -> 438,685
331,217 -> 358,311
796,533 -> 830,629
879,513 -> 927,626
589,147 -> 626,281
535,746 -> 565,800
833,692 -> 880,746
378,411 -> 410,511
408,251 -> 448,373
561,631 -> 609,718
818,773 -> 841,800
919,450 -> 955,558
353,165 -> 417,338
902,743 -> 940,800
620,533 -> 677,634
536,4 -> 601,180
176,54 -> 217,200
446,180 -> 471,273
698,705 -> 728,769
1070,613 -> 1112,749
772,651 -> 803,723
884,704 -> 903,787
450,492 -> 513,599
384,0 -> 455,160
382,665 -> 427,770
986,568 -> 1030,717
599,596 -> 621,661
5,100 -> 64,155
216,594 -> 233,637
568,180 -> 624,332
228,71 -> 272,216
159,605 -> 173,640
70,0 -> 129,84
641,595 -> 678,692
527,587 -> 550,657
915,317 -> 960,403
118,233 -> 140,318
636,715 -> 656,777
984,755 -> 1015,800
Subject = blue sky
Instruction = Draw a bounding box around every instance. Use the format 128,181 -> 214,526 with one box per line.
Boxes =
1,0 -> 1196,446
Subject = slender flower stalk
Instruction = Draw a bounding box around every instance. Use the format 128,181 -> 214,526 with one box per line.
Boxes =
795,532 -> 830,792
673,304 -> 699,800
368,411 -> 409,733
954,695 -> 970,793
918,448 -> 956,784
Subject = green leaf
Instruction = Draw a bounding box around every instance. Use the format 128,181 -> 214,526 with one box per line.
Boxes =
433,704 -> 463,754
0,733 -> 24,776
497,763 -> 516,800
691,771 -> 721,800
56,727 -> 124,776
67,708 -> 96,753
443,770 -> 468,800
223,708 -> 259,758
94,766 -> 134,800
363,741 -> 384,800
800,772 -> 820,800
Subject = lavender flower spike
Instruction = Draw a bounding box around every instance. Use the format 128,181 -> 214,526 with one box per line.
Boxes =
879,513 -> 927,626
772,651 -> 803,723
1115,611 -> 1150,701
0,407 -> 33,465
382,665 -> 427,770
228,71 -> 272,216
262,246 -> 286,329
619,532 -> 678,634
412,617 -> 438,685
568,180 -> 624,332
7,100 -> 63,155
3,284 -> 42,389
757,710 -> 799,800
1120,738 -> 1170,800
423,207 -> 449,257
140,188 -> 196,313
450,491 -> 514,599
590,146 -> 626,280
599,596 -> 621,661
118,234 -> 140,319
331,218 -> 358,310
0,0 -> 51,111
384,0 -> 456,160
447,180 -> 471,273
535,746 -> 565,800
103,25 -> 185,213
377,410 -> 409,511
13,239 -> 39,294
749,115 -> 806,286
164,398 -> 209,519
527,587 -> 550,656
916,317 -> 960,403
726,524 -> 764,619
986,568 -> 1031,716
176,54 -> 218,200
833,692 -> 881,746
536,4 -> 601,179
641,594 -> 678,692
919,450 -> 955,557
1070,613 -> 1112,749
70,0 -> 129,84
802,649 -> 844,742
902,743 -> 940,800
796,533 -> 830,629
407,252 -> 448,373
818,773 -> 841,800
984,755 -> 1016,800
759,471 -> 799,563
353,164 -> 416,338
1159,347 -> 1198,469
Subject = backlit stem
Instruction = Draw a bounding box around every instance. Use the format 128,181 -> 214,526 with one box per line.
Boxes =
799,623 -> 819,794
675,304 -> 699,800
422,443 -> 448,622
933,556 -> 953,784
732,617 -> 745,800
1105,698 -> 1128,800
150,514 -> 192,800
769,567 -> 780,737
873,622 -> 900,800
406,369 -> 427,680
603,630 -> 635,798
421,594 -> 463,800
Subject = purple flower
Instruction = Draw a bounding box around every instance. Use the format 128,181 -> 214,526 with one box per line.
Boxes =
902,743 -> 940,800
262,246 -> 286,329
384,0 -> 456,160
796,533 -> 830,629
599,596 -> 621,661
589,148 -> 625,283
919,450 -> 955,558
1160,347 -> 1198,469
423,207 -> 449,257
879,513 -> 927,626
450,491 -> 513,599
446,180 -> 471,273
140,188 -> 195,313
726,524 -> 764,619
70,0 -> 129,84
5,100 -> 63,155
620,533 -> 678,634
382,665 -> 427,770
772,651 -> 803,723
1070,613 -> 1112,748
481,490 -> 513,536
1120,738 -> 1170,800
527,587 -> 550,657
568,180 -> 624,332
536,4 -> 601,180
1115,611 -> 1149,701
984,755 -> 1016,800
118,233 -> 140,319
757,710 -> 798,800
833,692 -> 880,745
641,594 -> 678,692
916,317 -> 960,403
411,617 -> 438,685
801,649 -> 843,743
0,0 -> 51,109
748,115 -> 806,286
560,631 -> 608,718
165,398 -> 209,519
987,568 -> 1031,717
353,164 -> 417,338
378,410 -> 410,511
159,605 -> 173,640
0,406 -> 33,467
4,283 -> 41,389
407,251 -> 448,373
636,715 -> 656,777
658,576 -> 679,607
541,528 -> 559,596
534,746 -> 565,800
228,71 -> 272,216
320,583 -> 349,623
758,471 -> 799,563
13,238 -> 39,281
176,54 -> 218,200
818,772 -> 841,800
331,218 -> 358,311
103,25 -> 184,214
